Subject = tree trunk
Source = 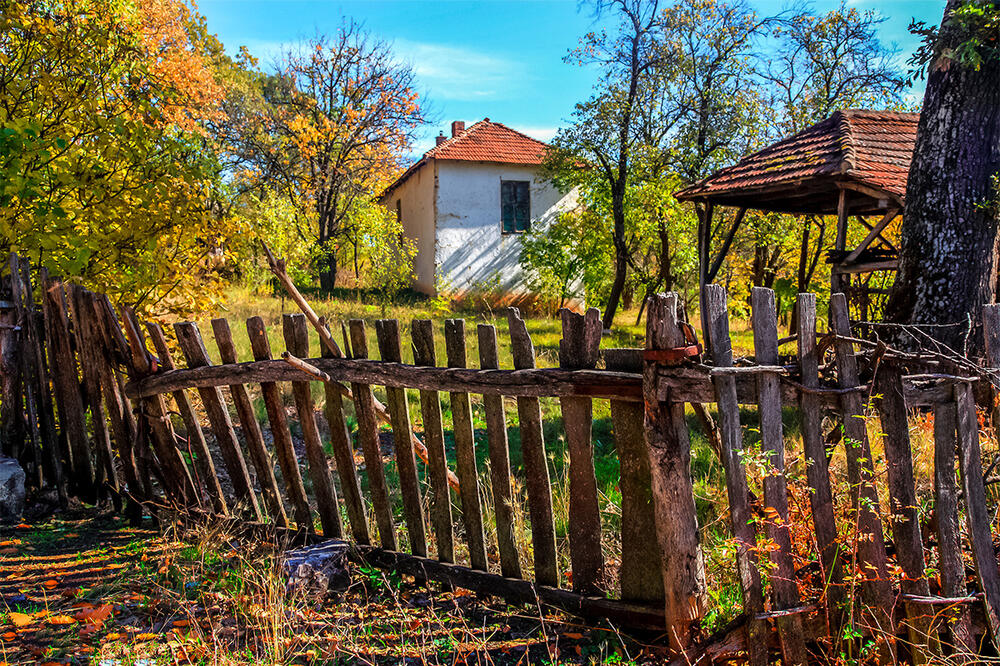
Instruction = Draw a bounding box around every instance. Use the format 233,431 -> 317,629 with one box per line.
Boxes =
885,4 -> 1000,355
602,192 -> 628,330
319,248 -> 338,292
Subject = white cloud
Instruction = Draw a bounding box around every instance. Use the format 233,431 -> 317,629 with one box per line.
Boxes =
393,39 -> 529,101
510,126 -> 558,142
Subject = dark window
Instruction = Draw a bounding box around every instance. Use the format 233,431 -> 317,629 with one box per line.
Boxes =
501,180 -> 530,234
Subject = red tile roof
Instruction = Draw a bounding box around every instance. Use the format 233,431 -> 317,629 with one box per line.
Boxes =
381,119 -> 549,199
675,109 -> 919,214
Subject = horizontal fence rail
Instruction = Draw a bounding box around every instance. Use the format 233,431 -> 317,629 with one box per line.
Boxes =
5,251 -> 1000,663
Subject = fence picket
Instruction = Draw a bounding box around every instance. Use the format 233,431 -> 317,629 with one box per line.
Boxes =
955,380 -> 1000,649
246,317 -> 312,530
445,319 -> 488,571
557,308 -> 604,595
282,314 -> 342,537
749,287 -> 809,664
348,319 -> 398,550
704,285 -> 767,666
174,321 -> 262,521
477,324 -> 521,579
375,319 -> 427,557
873,363 -> 937,661
41,274 -> 93,499
931,401 -> 975,655
828,294 -> 893,635
146,322 -> 227,515
507,308 -> 558,587
642,293 -> 706,652
320,319 -> 370,545
412,320 -> 455,563
796,294 -> 846,638
212,318 -> 288,527
604,349 -> 663,604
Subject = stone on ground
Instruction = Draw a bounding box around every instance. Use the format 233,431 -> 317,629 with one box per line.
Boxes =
282,540 -> 349,598
0,456 -> 25,522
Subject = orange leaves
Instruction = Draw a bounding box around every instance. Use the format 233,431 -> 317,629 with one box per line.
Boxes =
73,603 -> 113,628
6,613 -> 31,628
42,579 -> 59,590
47,615 -> 76,626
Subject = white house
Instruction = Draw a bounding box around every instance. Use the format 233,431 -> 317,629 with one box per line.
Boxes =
381,119 -> 577,296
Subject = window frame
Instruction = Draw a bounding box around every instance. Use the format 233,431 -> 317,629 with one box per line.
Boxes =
500,179 -> 531,235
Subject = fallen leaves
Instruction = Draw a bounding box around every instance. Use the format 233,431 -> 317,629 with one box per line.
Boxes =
48,614 -> 76,626
7,613 -> 31,628
42,579 -> 59,590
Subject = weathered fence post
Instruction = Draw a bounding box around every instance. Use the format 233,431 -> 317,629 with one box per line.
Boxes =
558,307 -> 604,595
642,293 -> 706,651
748,287 -> 808,665
413,320 -> 455,563
704,284 -> 768,666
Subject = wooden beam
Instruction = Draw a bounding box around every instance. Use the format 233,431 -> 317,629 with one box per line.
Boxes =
707,207 -> 747,282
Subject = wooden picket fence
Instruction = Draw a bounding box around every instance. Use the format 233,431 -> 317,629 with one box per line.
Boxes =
5,251 -> 1000,663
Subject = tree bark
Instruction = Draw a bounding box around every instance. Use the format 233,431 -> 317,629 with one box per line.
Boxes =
886,2 -> 1000,355
602,193 -> 629,330
318,248 -> 338,292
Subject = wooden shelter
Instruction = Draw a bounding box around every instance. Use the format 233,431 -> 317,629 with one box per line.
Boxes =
675,109 -> 918,328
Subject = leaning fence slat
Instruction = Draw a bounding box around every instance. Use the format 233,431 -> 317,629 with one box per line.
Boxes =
445,319 -> 488,571
955,380 -> 1000,648
246,317 -> 312,530
375,319 -> 427,557
212,318 -> 288,527
42,274 -> 94,500
174,321 -> 263,521
78,289 -> 143,520
283,314 -> 342,538
349,319 -> 397,550
796,294 -> 847,636
705,285 -> 767,666
828,294 -> 892,633
320,319 -> 370,545
604,349 -> 663,604
874,363 -> 937,660
66,286 -> 120,508
121,306 -> 199,507
558,308 -> 605,595
643,293 -> 706,651
412,320 -> 454,562
147,322 -> 227,515
507,308 -> 558,587
477,324 -> 521,579
749,287 -> 808,664
932,401 -> 975,655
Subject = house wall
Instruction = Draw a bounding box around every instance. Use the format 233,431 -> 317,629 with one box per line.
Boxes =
434,160 -> 577,295
388,163 -> 437,294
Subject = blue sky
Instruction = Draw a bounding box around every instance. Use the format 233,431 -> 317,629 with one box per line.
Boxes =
198,0 -> 946,157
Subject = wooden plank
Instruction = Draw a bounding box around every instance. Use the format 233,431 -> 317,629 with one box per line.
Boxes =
932,401 -> 975,655
844,208 -> 899,264
981,305 -> 1000,492
375,319 -> 427,557
796,294 -> 847,636
348,319 -> 397,550
445,319 -> 488,571
66,286 -> 120,508
41,274 -> 94,500
828,294 -> 894,635
643,293 -> 706,651
127,358 -> 644,402
320,318 -> 370,545
477,324 -> 521,578
413,320 -> 455,563
77,288 -> 143,521
212,318 -> 288,527
246,317 -> 312,530
354,545 -> 665,631
557,308 -> 604,595
282,314 -> 342,538
955,380 -> 1000,649
605,353 -> 662,604
507,308 -> 558,587
121,306 -> 199,507
874,363 -> 937,660
146,322 -> 227,515
0,271 -> 23,463
174,321 -> 263,521
751,287 -> 812,663
705,285 -> 768,666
